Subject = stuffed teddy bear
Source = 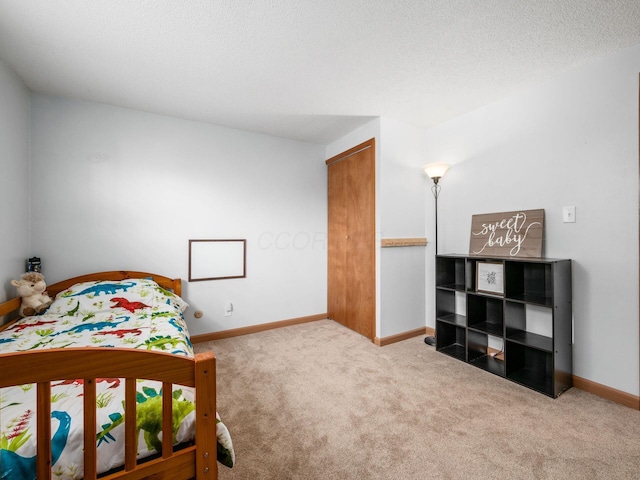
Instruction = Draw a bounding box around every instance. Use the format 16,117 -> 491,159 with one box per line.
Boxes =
11,272 -> 53,317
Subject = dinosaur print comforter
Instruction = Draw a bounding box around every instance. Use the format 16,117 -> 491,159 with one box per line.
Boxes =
0,278 -> 234,479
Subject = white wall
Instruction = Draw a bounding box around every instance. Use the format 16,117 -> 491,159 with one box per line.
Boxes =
29,94 -> 328,335
378,118 -> 427,338
0,60 -> 30,304
424,43 -> 640,395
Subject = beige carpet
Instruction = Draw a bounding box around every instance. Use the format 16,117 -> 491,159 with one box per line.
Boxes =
194,319 -> 640,480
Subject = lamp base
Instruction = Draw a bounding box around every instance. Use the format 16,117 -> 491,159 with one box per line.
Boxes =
424,335 -> 436,346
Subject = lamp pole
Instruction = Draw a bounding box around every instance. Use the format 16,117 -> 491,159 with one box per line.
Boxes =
432,178 -> 441,254
424,176 -> 441,346
422,162 -> 449,348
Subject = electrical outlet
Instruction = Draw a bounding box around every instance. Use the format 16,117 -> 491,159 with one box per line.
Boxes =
562,206 -> 576,223
224,302 -> 233,317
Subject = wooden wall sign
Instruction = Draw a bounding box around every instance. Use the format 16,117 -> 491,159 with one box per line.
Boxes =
469,209 -> 544,258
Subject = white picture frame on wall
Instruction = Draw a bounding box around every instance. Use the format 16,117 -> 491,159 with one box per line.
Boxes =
189,239 -> 246,281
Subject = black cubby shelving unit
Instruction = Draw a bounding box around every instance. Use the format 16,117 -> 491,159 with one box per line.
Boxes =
434,254 -> 572,398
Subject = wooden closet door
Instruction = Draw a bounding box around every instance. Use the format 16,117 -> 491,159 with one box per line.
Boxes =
327,155 -> 349,325
327,139 -> 375,339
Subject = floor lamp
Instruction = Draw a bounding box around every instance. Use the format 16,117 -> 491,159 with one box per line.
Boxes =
422,162 -> 450,346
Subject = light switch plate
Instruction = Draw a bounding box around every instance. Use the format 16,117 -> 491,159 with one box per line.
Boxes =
562,206 -> 576,223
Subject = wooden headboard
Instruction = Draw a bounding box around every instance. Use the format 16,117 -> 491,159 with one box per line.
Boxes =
0,270 -> 182,322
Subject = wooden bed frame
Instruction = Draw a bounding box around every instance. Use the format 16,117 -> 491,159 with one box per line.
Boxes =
0,271 -> 218,480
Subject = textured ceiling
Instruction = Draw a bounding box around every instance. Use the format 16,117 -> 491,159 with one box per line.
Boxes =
1,1 -> 640,144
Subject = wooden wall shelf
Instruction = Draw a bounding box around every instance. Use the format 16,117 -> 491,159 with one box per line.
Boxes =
381,238 -> 428,248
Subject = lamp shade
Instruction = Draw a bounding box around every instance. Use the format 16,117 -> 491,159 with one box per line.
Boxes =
422,162 -> 450,179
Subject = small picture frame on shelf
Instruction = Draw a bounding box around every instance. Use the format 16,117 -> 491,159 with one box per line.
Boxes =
476,262 -> 504,295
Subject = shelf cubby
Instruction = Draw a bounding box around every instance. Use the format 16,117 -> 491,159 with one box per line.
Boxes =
436,321 -> 466,361
505,260 -> 553,306
467,330 -> 505,377
436,255 -> 466,291
435,289 -> 455,316
505,342 -> 554,396
467,293 -> 503,337
504,301 -> 553,352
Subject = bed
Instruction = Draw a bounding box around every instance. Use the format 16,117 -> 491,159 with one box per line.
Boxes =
0,271 -> 234,480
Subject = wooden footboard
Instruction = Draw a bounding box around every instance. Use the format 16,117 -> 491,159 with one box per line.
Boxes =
0,271 -> 219,478
0,348 -> 218,480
